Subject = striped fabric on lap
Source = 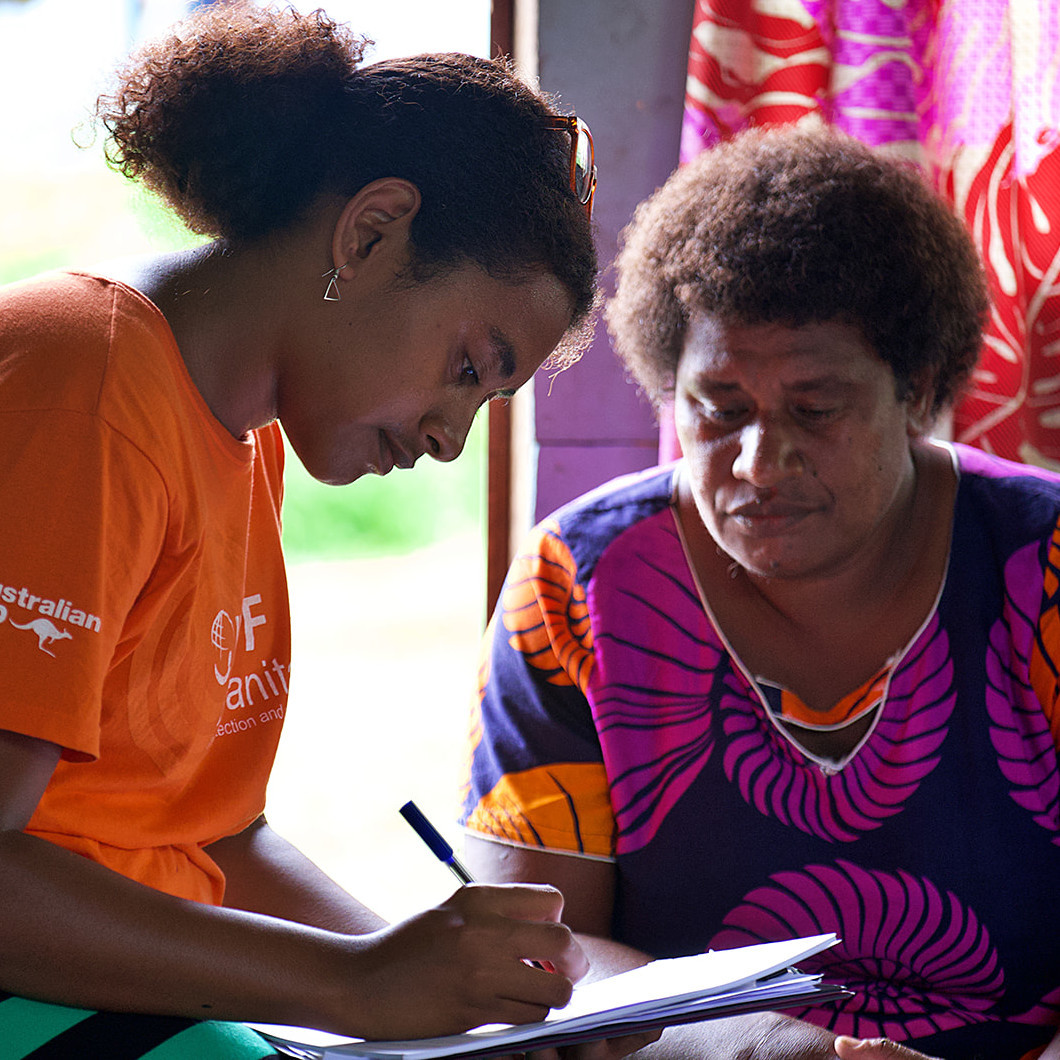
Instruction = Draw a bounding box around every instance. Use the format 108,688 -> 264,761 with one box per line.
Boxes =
0,993 -> 280,1059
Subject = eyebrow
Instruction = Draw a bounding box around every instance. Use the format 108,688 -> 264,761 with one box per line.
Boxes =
489,327 -> 517,380
485,327 -> 519,400
785,376 -> 857,394
697,375 -> 853,394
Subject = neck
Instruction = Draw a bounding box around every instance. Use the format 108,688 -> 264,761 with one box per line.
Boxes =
108,213 -> 333,439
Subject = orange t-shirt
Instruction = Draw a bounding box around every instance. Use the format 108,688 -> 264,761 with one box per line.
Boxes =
0,271 -> 290,904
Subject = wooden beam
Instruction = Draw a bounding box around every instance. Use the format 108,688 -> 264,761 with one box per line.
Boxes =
485,0 -> 517,620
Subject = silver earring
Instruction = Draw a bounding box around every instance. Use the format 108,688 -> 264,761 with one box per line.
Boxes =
322,262 -> 348,302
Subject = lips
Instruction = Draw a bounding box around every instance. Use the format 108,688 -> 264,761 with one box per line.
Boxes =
376,430 -> 417,475
726,494 -> 815,531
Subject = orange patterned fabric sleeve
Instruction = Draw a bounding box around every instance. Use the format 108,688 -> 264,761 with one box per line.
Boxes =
462,519 -> 616,858
499,519 -> 594,692
464,762 -> 615,856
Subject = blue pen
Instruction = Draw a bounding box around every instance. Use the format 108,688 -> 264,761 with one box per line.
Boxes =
399,799 -> 475,885
399,800 -> 553,971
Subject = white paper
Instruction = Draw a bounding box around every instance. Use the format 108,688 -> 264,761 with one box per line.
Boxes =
251,933 -> 840,1060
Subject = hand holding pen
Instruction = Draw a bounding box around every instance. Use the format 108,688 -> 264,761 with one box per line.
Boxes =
395,803 -> 662,1059
394,801 -> 665,1051
341,868 -> 583,1038
400,800 -> 558,973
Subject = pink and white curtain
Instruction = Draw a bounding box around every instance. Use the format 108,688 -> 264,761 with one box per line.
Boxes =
670,0 -> 1060,469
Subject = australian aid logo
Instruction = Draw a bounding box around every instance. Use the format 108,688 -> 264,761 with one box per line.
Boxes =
211,593 -> 290,738
0,581 -> 101,657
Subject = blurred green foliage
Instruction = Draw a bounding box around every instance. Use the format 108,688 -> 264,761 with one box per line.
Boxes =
281,422 -> 486,561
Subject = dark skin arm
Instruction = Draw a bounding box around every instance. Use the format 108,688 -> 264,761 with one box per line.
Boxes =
0,728 -> 588,1039
207,814 -> 387,935
468,839 -> 1057,1059
465,835 -> 842,1060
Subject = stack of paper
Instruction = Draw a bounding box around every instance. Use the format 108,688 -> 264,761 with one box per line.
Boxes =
251,934 -> 847,1059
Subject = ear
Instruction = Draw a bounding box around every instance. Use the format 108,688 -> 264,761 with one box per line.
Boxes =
328,178 -> 421,284
904,374 -> 937,437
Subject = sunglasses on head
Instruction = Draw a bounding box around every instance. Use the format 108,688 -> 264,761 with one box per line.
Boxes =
545,114 -> 597,220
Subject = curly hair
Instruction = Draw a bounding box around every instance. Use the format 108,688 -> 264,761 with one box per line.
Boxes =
94,2 -> 597,330
605,121 -> 989,413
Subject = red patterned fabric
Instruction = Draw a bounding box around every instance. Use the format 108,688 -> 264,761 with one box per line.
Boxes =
672,0 -> 1060,469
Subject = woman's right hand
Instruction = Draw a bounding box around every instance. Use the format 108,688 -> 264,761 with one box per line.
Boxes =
330,883 -> 588,1040
833,1037 -> 940,1060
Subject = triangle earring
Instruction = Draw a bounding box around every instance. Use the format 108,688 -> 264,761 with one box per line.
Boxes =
322,262 -> 349,302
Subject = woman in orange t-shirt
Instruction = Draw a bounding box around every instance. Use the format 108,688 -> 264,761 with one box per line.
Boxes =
0,6 -> 631,1058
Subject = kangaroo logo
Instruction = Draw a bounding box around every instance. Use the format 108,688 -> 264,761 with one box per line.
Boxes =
10,617 -> 73,657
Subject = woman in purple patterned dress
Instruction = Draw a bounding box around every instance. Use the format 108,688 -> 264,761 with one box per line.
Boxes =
461,123 -> 1060,1060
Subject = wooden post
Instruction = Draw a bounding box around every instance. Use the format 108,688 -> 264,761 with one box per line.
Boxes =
485,0 -> 516,621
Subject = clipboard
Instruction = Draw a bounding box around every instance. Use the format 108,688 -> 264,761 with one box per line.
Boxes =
251,934 -> 849,1060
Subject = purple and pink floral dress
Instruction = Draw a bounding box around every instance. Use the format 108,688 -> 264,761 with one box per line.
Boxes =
462,443 -> 1060,1060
